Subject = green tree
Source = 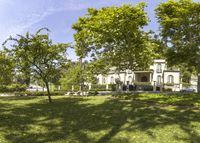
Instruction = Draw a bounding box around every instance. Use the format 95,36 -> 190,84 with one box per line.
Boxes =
0,51 -> 15,85
60,61 -> 98,92
72,3 -> 156,73
156,0 -> 200,91
60,62 -> 82,90
4,28 -> 68,102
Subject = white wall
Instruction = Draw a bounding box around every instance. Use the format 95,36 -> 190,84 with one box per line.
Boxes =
97,71 -> 134,85
151,60 -> 167,85
97,59 -> 181,91
163,72 -> 180,84
163,72 -> 180,91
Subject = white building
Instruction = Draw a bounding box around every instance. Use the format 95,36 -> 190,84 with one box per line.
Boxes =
97,59 -> 182,91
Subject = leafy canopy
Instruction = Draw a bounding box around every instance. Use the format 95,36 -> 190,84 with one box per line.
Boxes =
156,0 -> 200,69
0,51 -> 15,85
4,28 -> 69,102
73,3 -> 157,72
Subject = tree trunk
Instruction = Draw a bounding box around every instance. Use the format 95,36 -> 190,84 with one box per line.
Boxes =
45,81 -> 52,103
198,74 -> 200,93
79,58 -> 84,96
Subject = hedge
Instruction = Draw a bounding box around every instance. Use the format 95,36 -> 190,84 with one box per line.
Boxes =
15,91 -> 66,96
164,83 -> 174,86
89,84 -> 117,91
0,84 -> 27,93
90,84 -> 107,91
108,84 -> 117,91
61,85 -> 89,91
134,82 -> 151,86
182,82 -> 191,87
133,82 -> 153,91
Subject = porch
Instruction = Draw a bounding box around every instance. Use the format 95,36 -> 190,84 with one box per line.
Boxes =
134,71 -> 153,83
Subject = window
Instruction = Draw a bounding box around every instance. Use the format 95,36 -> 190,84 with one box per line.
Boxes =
96,78 -> 99,84
167,75 -> 174,83
110,76 -> 114,84
157,75 -> 161,85
157,64 -> 162,73
128,76 -> 132,83
102,77 -> 106,84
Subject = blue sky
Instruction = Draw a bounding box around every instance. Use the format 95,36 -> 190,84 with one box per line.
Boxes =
0,0 -> 199,60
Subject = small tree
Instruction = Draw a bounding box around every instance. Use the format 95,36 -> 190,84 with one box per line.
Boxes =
60,62 -> 82,91
60,61 -> 98,93
3,28 -> 68,102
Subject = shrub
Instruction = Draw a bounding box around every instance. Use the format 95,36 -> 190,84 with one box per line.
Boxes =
108,84 -> 116,91
61,84 -> 89,91
0,84 -> 27,93
134,82 -> 151,86
164,88 -> 172,92
133,82 -> 153,91
164,83 -> 174,86
122,85 -> 127,91
129,85 -> 135,91
90,84 -> 107,91
15,91 -> 66,96
88,90 -> 98,95
182,82 -> 191,87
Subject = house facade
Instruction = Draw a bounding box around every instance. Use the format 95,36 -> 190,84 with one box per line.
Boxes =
97,59 -> 182,91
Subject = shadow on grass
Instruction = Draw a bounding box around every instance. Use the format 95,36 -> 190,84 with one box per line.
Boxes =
0,96 -> 39,100
0,96 -> 200,143
115,92 -> 200,106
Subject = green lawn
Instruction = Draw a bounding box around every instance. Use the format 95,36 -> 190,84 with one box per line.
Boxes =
0,94 -> 200,143
115,92 -> 200,106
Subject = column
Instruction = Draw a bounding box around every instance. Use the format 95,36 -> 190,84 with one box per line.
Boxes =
150,72 -> 152,82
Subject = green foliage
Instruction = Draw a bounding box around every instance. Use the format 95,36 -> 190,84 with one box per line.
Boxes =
108,84 -> 117,91
15,91 -> 66,96
90,84 -> 107,91
60,62 -> 82,90
73,3 -> 156,72
164,83 -> 174,86
182,82 -> 192,87
0,84 -> 27,93
3,28 -> 69,102
133,82 -> 153,91
60,61 -> 94,91
134,82 -> 151,86
85,59 -> 109,82
156,0 -> 200,69
89,84 -> 116,91
164,88 -> 173,92
0,51 -> 15,85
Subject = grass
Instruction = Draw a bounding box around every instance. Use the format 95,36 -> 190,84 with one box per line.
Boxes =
115,92 -> 200,106
0,94 -> 200,143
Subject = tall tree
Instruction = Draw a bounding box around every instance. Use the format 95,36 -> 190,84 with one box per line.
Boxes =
3,28 -> 68,102
72,3 -> 156,75
155,0 -> 200,91
156,0 -> 200,65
